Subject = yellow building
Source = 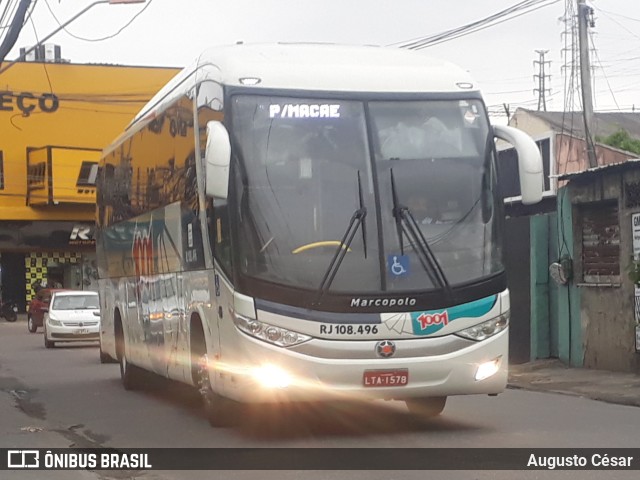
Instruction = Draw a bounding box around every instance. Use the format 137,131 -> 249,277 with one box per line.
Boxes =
0,59 -> 179,310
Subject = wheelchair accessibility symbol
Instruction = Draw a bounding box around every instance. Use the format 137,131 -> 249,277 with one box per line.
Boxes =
387,255 -> 409,277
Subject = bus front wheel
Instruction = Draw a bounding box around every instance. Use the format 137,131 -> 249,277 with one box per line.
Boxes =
405,396 -> 447,418
197,354 -> 237,428
119,348 -> 144,390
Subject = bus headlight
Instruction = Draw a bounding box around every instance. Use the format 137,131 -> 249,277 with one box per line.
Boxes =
233,313 -> 311,347
455,312 -> 509,341
253,364 -> 292,389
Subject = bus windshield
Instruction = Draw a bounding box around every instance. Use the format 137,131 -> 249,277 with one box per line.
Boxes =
230,95 -> 502,295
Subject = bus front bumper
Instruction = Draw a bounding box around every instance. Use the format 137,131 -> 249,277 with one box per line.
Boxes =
215,329 -> 508,404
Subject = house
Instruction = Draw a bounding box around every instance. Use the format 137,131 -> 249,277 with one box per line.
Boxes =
556,161 -> 640,372
498,108 -> 640,371
509,108 -> 640,179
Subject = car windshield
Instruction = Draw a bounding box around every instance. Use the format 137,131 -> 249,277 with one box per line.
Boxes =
52,294 -> 100,310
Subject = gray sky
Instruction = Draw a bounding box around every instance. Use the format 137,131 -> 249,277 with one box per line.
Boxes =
7,0 -> 640,121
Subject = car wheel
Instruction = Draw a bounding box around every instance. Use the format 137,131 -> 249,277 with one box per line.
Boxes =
405,396 -> 447,418
27,316 -> 37,333
43,328 -> 55,349
197,353 -> 238,427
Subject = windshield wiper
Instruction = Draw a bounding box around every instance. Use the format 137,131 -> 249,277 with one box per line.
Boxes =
314,171 -> 367,304
390,168 -> 451,295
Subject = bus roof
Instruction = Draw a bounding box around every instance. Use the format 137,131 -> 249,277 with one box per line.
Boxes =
129,43 -> 480,129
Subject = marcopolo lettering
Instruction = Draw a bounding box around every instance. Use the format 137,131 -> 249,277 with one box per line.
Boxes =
350,297 -> 417,308
0,91 -> 59,116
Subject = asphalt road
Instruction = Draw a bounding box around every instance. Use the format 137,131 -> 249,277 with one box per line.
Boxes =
1,318 -> 639,480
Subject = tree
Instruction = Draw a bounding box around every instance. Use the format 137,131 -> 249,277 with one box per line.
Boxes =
596,129 -> 640,156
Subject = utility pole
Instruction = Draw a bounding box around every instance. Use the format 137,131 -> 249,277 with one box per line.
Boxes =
534,50 -> 551,111
578,0 -> 598,168
0,0 -> 33,64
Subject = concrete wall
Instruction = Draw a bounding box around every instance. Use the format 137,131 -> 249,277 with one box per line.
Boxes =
569,169 -> 640,372
509,110 -> 555,137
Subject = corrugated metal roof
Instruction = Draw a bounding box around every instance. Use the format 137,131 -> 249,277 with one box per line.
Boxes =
514,109 -> 640,140
556,157 -> 640,180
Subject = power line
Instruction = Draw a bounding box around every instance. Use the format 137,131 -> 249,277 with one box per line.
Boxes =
595,7 -> 640,24
402,0 -> 559,49
589,30 -> 620,111
0,0 -> 38,35
560,0 -> 579,112
43,0 -> 154,42
0,0 -> 32,63
27,9 -> 53,95
595,7 -> 640,42
0,1 -> 20,31
391,0 -> 560,50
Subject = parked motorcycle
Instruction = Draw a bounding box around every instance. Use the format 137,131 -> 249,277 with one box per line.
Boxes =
0,299 -> 18,322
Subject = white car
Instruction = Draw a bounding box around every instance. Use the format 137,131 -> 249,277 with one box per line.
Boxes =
43,290 -> 100,348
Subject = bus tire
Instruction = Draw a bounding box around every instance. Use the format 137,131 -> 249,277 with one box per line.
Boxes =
196,353 -> 237,428
119,347 -> 145,391
405,396 -> 447,418
115,313 -> 144,390
100,348 -> 113,364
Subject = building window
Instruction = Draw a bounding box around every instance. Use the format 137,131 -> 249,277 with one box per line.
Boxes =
581,202 -> 620,283
497,134 -> 554,201
76,161 -> 99,187
27,162 -> 46,188
0,151 -> 4,189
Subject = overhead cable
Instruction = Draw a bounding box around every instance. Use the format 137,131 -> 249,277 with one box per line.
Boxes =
43,0 -> 154,43
391,0 -> 560,50
0,0 -> 32,63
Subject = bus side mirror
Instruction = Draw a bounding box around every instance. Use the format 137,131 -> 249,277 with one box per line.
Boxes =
205,121 -> 231,199
493,124 -> 544,205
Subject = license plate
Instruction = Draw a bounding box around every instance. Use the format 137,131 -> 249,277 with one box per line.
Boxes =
363,369 -> 409,387
75,328 -> 90,334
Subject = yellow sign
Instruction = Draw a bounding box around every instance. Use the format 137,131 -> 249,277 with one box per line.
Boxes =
0,62 -> 179,221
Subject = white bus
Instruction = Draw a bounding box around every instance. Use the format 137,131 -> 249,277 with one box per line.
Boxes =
96,43 -> 542,426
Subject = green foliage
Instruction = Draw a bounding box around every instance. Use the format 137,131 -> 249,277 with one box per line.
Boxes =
596,129 -> 640,156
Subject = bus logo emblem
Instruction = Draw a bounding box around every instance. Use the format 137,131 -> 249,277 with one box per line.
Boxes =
376,340 -> 396,358
411,311 -> 449,335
